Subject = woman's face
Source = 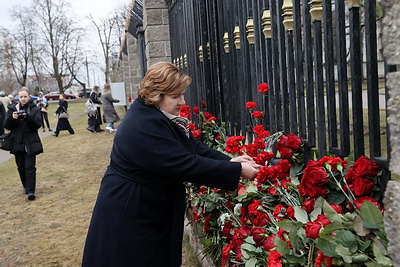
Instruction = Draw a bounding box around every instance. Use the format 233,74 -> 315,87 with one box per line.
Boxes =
158,93 -> 186,116
18,91 -> 30,105
60,94 -> 64,100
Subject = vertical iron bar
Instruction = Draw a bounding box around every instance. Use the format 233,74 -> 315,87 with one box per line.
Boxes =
293,0 -> 306,139
270,0 -> 282,132
277,0 -> 289,134
364,0 -> 381,158
335,0 -> 350,157
286,30 -> 298,134
313,20 -> 327,157
323,0 -> 337,153
348,5 -> 364,158
303,0 -> 316,149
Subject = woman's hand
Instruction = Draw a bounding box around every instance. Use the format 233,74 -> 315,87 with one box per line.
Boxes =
240,162 -> 260,179
12,112 -> 19,119
230,155 -> 255,164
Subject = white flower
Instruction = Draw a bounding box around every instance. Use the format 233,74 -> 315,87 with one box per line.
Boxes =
234,203 -> 242,216
218,213 -> 230,229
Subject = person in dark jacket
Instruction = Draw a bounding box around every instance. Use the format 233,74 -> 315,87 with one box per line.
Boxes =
0,101 -> 5,135
82,62 -> 259,266
52,94 -> 74,137
3,87 -> 43,200
87,85 -> 104,133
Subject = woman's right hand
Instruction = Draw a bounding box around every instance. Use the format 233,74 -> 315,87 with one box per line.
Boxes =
240,162 -> 259,179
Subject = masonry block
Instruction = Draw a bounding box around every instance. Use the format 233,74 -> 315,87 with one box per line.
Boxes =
144,0 -> 167,9
145,25 -> 170,42
381,0 -> 400,64
383,180 -> 400,265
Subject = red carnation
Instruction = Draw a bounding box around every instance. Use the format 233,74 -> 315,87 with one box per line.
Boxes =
188,122 -> 196,131
203,112 -> 212,120
201,100 -> 207,108
179,105 -> 192,119
192,106 -> 200,114
245,101 -> 258,110
263,234 -> 276,250
253,124 -> 266,134
287,133 -> 302,150
267,251 -> 282,267
225,136 -> 245,155
258,82 -> 269,93
251,111 -> 264,118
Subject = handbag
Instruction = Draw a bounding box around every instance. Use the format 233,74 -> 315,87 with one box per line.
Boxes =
0,133 -> 13,151
59,112 -> 69,119
85,99 -> 98,116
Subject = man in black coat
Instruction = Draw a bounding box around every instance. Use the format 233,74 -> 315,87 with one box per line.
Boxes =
4,88 -> 43,200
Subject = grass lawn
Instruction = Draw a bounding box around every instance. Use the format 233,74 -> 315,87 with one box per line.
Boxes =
0,100 -> 200,266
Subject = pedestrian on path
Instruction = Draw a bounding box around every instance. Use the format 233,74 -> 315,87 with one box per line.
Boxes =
101,83 -> 120,132
0,101 -> 5,135
87,86 -> 104,133
37,92 -> 52,132
3,87 -> 43,201
0,91 -> 11,111
82,62 -> 259,266
52,94 -> 74,137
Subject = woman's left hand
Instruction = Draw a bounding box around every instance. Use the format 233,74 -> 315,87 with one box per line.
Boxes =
230,155 -> 254,163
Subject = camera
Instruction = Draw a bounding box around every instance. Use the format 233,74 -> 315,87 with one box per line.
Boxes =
16,111 -> 27,119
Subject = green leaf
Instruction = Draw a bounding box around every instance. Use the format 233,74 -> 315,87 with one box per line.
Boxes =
286,254 -> 306,265
335,244 -> 353,263
335,230 -> 358,254
245,257 -> 257,267
351,254 -> 369,263
360,201 -> 383,229
321,221 -> 345,235
294,206 -> 309,223
373,243 -> 393,266
359,240 -> 372,252
274,235 -> 290,256
315,238 -> 338,257
309,207 -> 322,221
326,189 -> 346,205
322,200 -> 343,223
353,215 -> 371,236
241,243 -> 257,260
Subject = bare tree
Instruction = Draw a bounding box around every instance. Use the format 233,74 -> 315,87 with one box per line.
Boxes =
3,6 -> 37,87
32,0 -> 86,93
90,5 -> 127,83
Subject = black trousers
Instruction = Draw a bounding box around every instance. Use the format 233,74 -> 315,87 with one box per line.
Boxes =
41,111 -> 51,129
14,153 -> 37,194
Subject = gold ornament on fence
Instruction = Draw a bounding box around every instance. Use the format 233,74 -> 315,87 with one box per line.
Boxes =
309,0 -> 323,21
223,32 -> 229,53
199,45 -> 203,62
233,26 -> 241,49
282,0 -> 294,31
246,19 -> 255,45
262,10 -> 272,38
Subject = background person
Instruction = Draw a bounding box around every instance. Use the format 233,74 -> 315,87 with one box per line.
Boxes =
101,83 -> 120,132
3,87 -> 43,201
82,62 -> 259,266
0,91 -> 11,111
52,94 -> 74,137
37,92 -> 52,132
0,101 -> 5,135
87,85 -> 104,132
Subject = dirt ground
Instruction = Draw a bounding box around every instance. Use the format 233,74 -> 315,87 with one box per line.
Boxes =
0,102 -> 200,266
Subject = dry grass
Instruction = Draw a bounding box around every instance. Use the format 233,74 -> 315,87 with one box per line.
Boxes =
0,100 -> 199,266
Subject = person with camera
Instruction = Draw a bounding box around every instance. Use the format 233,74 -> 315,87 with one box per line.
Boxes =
3,87 -> 43,201
37,92 -> 52,132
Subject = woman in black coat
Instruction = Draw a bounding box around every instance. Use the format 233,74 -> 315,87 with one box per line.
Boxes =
87,85 -> 104,132
82,62 -> 259,266
3,88 -> 43,200
52,94 -> 74,137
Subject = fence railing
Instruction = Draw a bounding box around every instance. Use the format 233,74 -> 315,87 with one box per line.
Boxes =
167,0 -> 391,190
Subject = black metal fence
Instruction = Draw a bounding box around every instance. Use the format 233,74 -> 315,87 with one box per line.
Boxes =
167,0 -> 390,185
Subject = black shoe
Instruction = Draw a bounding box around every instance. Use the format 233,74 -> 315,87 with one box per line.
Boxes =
52,133 -> 58,137
86,127 -> 94,133
49,129 -> 52,132
43,129 -> 46,132
28,193 -> 36,201
96,129 -> 105,132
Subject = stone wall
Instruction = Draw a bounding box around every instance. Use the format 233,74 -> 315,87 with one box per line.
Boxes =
381,0 -> 400,266
143,0 -> 171,66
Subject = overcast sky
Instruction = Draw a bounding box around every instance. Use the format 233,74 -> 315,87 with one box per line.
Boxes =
0,0 -> 131,86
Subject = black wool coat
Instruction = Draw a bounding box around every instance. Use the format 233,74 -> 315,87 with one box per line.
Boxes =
4,100 -> 43,155
82,98 -> 241,267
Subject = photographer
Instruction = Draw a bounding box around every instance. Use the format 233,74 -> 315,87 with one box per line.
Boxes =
4,87 -> 43,201
37,92 -> 52,132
